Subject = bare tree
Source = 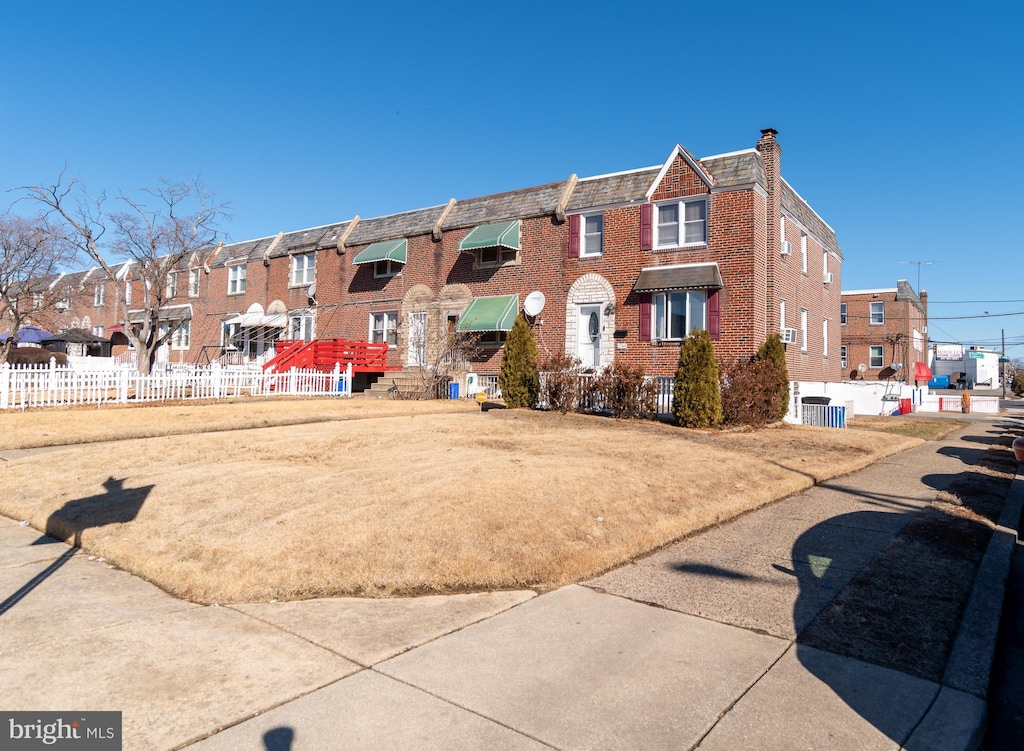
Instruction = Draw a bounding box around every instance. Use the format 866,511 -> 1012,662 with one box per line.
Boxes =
24,174 -> 229,374
0,211 -> 72,362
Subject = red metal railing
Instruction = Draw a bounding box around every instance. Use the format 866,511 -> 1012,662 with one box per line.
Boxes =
263,339 -> 396,374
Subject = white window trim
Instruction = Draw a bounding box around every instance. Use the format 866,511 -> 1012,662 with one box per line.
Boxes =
288,309 -> 315,342
170,321 -> 190,350
870,345 -> 884,369
800,233 -> 808,274
654,197 -> 707,249
840,302 -> 847,325
124,282 -> 132,306
188,268 -> 201,298
652,290 -> 708,341
870,301 -> 885,325
370,311 -> 399,347
823,319 -> 829,357
290,252 -> 316,287
166,273 -> 177,299
841,345 -> 848,369
580,212 -> 604,257
780,299 -> 786,329
227,263 -> 247,295
94,284 -> 105,307
800,308 -> 808,352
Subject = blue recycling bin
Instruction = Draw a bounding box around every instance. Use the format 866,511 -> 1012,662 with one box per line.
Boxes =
448,382 -> 460,400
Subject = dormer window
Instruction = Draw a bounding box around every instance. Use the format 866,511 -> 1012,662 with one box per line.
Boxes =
654,198 -> 706,248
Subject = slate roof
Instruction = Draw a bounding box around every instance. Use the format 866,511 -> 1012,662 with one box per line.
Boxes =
443,182 -> 567,230
701,150 -> 767,190
781,180 -> 842,259
348,206 -> 443,246
568,168 -> 660,211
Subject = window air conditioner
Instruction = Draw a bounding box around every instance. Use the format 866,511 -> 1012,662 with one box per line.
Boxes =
781,328 -> 799,345
781,241 -> 792,257
823,272 -> 834,285
922,326 -> 928,334
55,300 -> 69,310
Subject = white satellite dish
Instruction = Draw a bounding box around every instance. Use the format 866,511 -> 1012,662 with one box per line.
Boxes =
858,363 -> 867,373
307,283 -> 317,305
523,291 -> 546,317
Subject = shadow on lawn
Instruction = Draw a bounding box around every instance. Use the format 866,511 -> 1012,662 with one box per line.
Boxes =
0,476 -> 151,617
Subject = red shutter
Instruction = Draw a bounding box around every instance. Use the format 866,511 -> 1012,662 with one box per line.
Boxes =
640,203 -> 653,251
568,214 -> 580,258
638,293 -> 652,341
708,290 -> 721,341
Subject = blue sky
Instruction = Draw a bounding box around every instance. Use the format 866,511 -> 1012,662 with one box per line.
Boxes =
2,1 -> 1022,352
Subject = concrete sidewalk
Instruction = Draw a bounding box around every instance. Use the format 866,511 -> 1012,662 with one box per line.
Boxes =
1,418 -> 1020,750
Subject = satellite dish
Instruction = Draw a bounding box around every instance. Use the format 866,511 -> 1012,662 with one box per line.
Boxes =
523,291 -> 545,317
858,363 -> 867,373
307,283 -> 317,305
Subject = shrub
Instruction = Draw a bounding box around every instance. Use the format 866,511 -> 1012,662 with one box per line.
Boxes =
720,359 -> 791,427
498,315 -> 539,408
539,352 -> 584,414
1012,373 -> 1024,397
6,347 -> 68,366
753,333 -> 790,421
673,329 -> 722,428
589,362 -> 656,419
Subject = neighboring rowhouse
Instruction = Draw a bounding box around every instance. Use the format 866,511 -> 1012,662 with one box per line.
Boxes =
840,280 -> 929,384
30,129 -> 843,384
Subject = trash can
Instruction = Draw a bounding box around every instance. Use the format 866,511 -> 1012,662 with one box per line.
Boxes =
448,382 -> 460,400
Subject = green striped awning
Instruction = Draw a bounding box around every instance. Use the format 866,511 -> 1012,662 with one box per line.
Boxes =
457,220 -> 520,252
351,239 -> 407,266
456,295 -> 519,332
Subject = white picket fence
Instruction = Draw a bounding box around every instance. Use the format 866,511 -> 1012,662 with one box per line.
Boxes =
0,360 -> 353,410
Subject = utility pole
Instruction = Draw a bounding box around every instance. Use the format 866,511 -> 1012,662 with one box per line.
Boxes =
1003,328 -> 1006,398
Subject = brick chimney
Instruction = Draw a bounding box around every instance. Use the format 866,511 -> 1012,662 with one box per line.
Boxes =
757,128 -> 782,258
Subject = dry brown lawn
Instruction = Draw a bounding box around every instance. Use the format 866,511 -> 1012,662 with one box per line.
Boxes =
1,402 -> 922,603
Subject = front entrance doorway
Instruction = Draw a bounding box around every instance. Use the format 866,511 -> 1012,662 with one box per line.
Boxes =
407,311 -> 427,366
577,304 -> 602,370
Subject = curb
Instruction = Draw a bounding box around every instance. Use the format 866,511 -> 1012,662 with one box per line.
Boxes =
904,466 -> 1024,750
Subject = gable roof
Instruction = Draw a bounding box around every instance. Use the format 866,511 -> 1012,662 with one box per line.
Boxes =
645,145 -> 715,199
781,179 -> 841,259
701,149 -> 767,190
568,167 -> 660,210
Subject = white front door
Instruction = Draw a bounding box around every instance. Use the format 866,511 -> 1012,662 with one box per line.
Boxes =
408,311 -> 427,367
577,304 -> 602,370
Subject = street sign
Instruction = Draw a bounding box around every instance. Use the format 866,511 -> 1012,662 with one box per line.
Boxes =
999,356 -> 1010,363
968,352 -> 983,359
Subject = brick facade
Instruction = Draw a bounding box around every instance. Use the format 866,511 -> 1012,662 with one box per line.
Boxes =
840,281 -> 929,384
26,129 -> 844,384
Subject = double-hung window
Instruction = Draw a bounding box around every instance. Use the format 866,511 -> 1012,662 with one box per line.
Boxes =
291,252 -> 316,286
166,273 -> 177,299
171,321 -> 190,350
654,198 -> 706,248
370,312 -> 399,347
800,308 -> 808,352
94,284 -> 105,307
289,310 -> 315,342
840,302 -> 847,325
188,268 -> 201,297
870,301 -> 884,324
222,321 -> 241,350
228,264 -> 247,295
653,290 -> 707,340
800,233 -> 808,273
841,345 -> 848,369
870,345 -> 884,368
581,213 -> 603,257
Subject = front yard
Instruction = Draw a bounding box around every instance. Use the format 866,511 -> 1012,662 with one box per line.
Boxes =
0,400 -> 951,603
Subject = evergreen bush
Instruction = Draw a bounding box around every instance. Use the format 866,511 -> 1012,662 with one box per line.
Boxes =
673,329 -> 722,428
753,333 -> 791,421
498,315 -> 539,408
